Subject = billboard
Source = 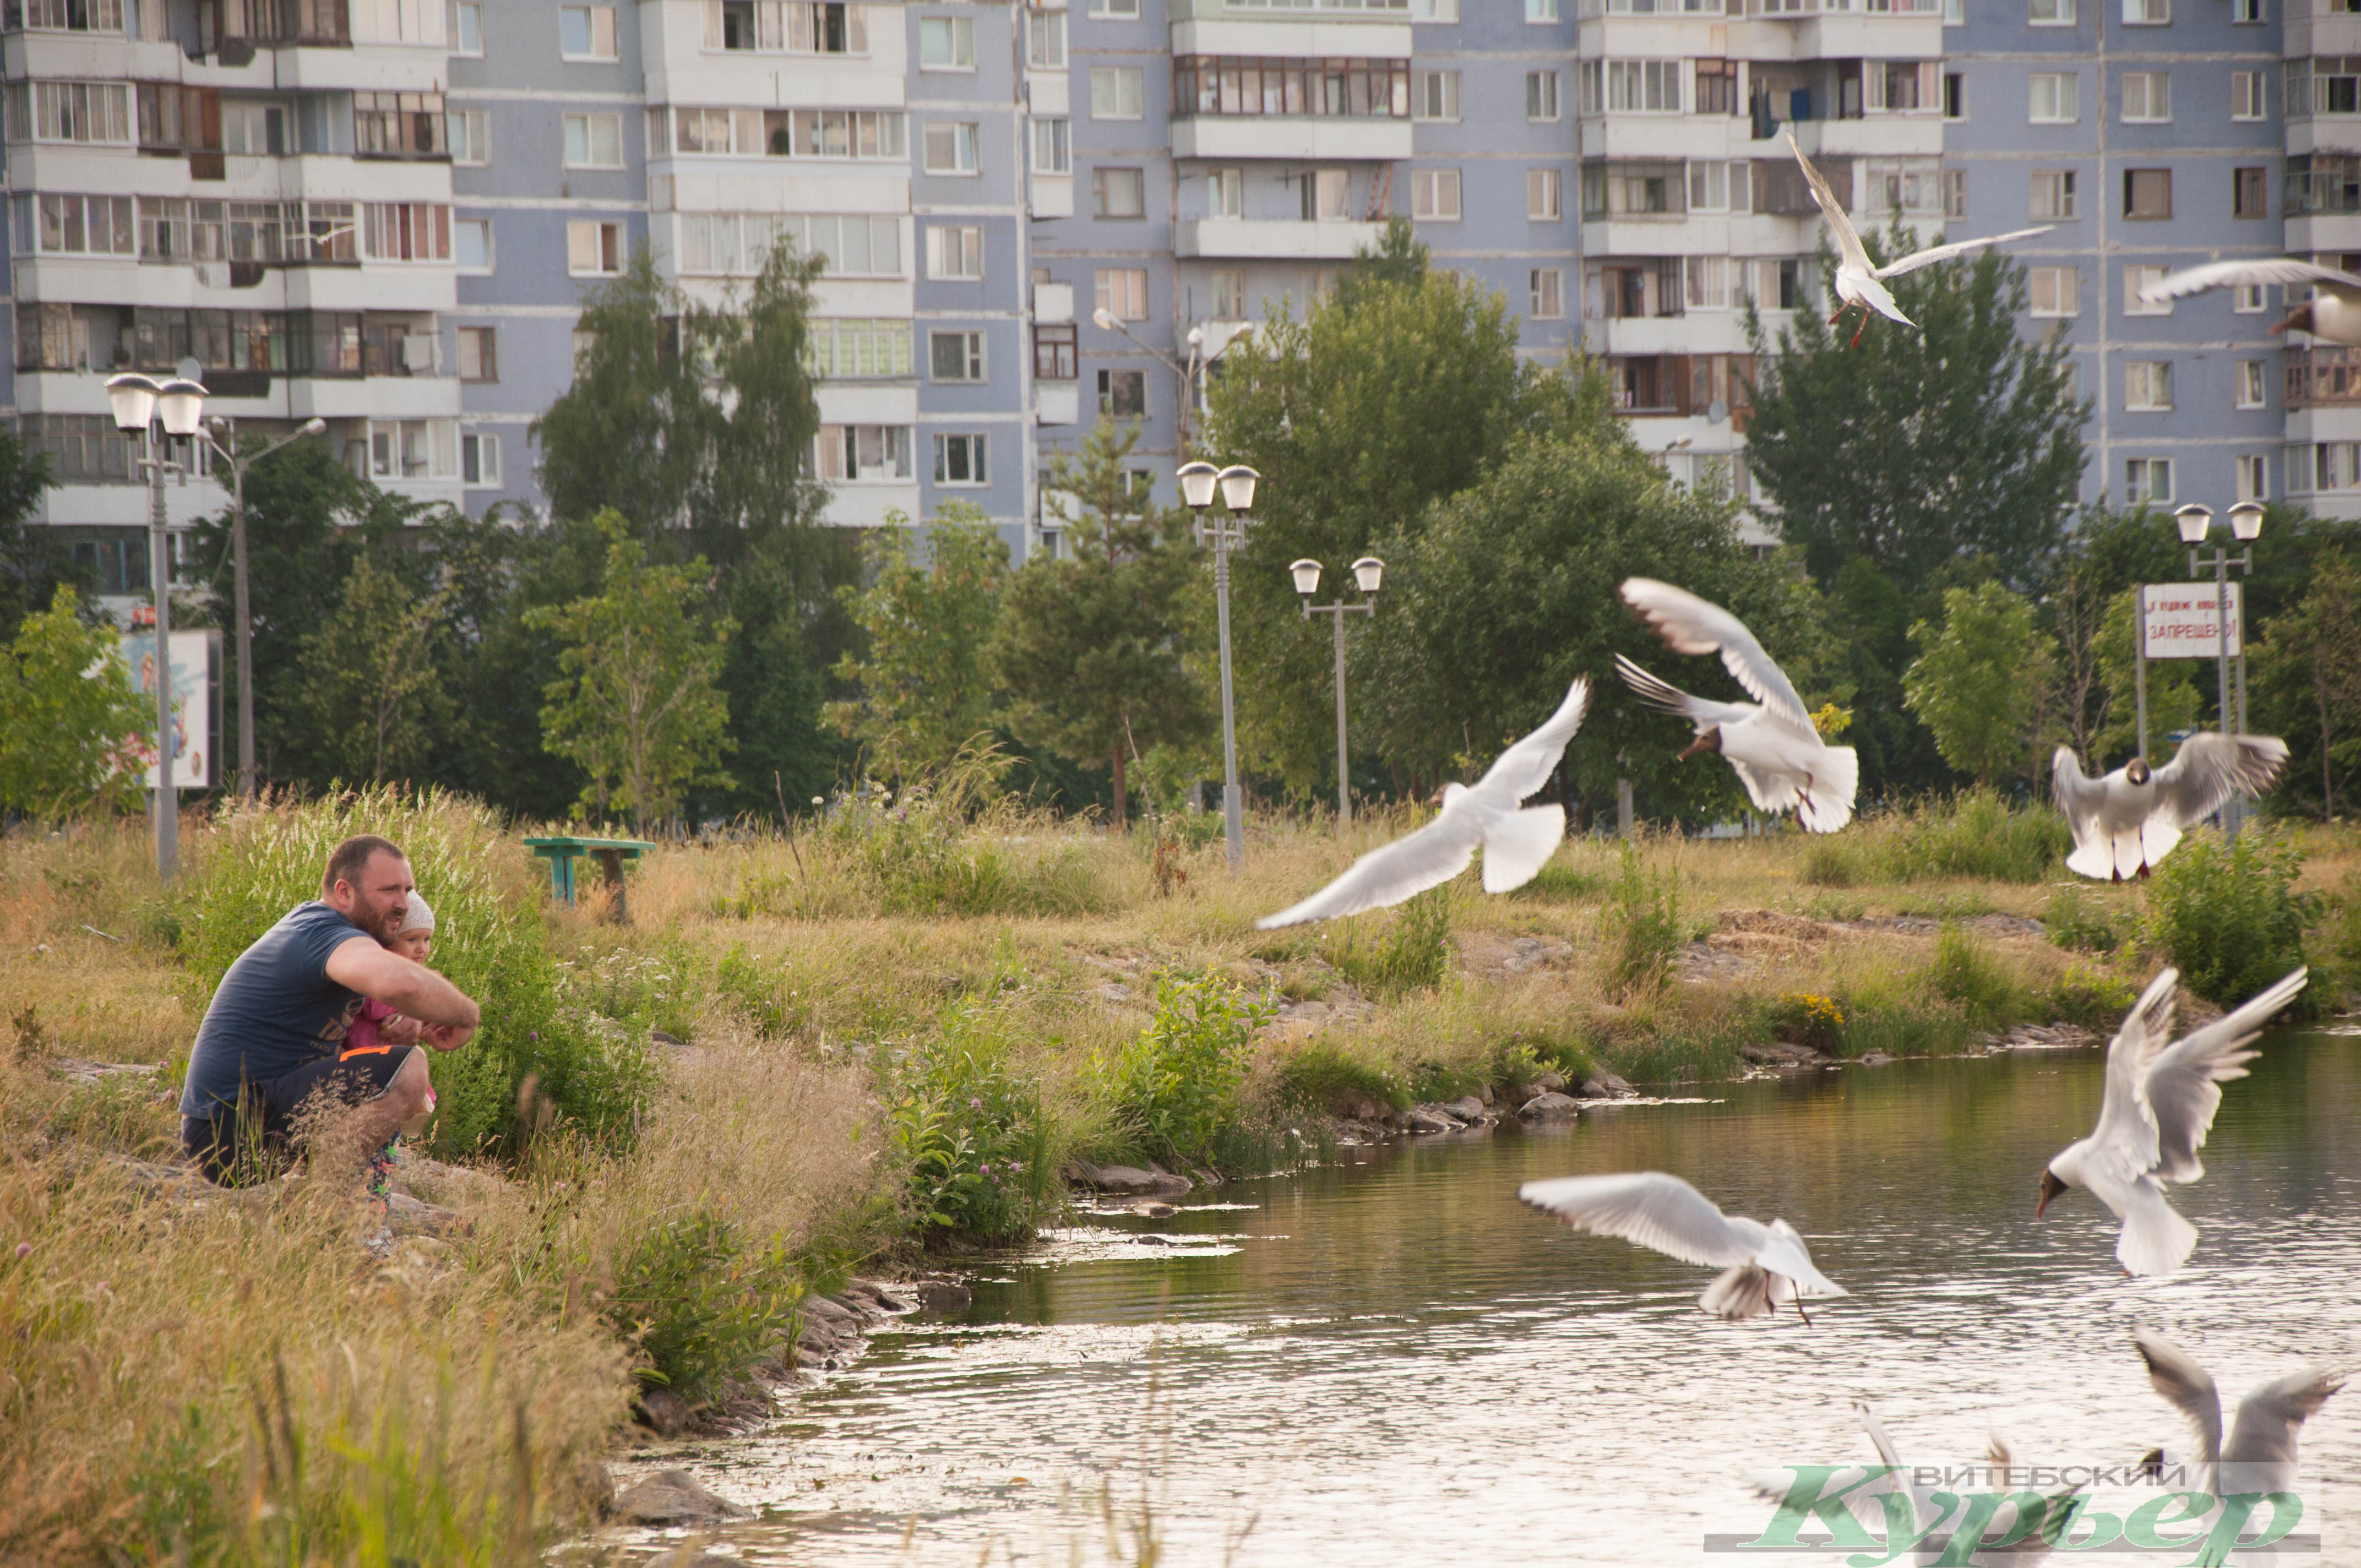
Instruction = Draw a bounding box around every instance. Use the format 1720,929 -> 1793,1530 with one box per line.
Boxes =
120,629 -> 212,790
2140,582 -> 2242,660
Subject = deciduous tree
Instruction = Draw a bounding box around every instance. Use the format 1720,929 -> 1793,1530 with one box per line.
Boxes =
1902,581 -> 2053,787
293,556 -> 452,785
0,586 -> 150,820
827,502 -> 1009,782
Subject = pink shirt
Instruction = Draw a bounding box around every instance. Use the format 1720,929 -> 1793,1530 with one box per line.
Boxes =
341,997 -> 399,1058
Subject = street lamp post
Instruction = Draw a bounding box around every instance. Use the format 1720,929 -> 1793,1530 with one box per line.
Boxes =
203,416 -> 328,802
1093,308 -> 1230,447
1289,555 -> 1384,825
1180,460 -> 1256,869
2173,500 -> 2264,840
106,372 -> 210,881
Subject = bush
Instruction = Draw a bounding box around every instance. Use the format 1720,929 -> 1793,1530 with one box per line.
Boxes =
1928,923 -> 2021,1028
181,790 -> 654,1157
1765,992 -> 1846,1053
828,761 -> 1107,918
603,1211 -> 803,1403
2050,963 -> 2137,1030
2042,883 -> 2121,953
1600,842 -> 1683,1001
885,1008 -> 1057,1241
2144,829 -> 2319,1015
1276,1039 -> 1406,1114
1102,972 -> 1272,1167
1812,791 -> 2070,885
1330,888 -> 1454,995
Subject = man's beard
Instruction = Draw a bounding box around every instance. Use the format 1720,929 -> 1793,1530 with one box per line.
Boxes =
358,899 -> 406,942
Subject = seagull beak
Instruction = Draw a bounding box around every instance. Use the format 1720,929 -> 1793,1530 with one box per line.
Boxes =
1677,727 -> 1723,761
2036,1168 -> 2068,1218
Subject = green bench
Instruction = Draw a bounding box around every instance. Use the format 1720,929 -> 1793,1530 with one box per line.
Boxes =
525,835 -> 656,922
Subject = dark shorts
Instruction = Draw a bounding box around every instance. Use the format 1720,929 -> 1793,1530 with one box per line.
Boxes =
180,1046 -> 417,1185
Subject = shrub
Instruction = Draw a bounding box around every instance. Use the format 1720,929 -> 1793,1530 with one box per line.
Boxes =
886,1008 -> 1057,1242
2042,883 -> 2121,953
829,761 -> 1107,918
1600,842 -> 1683,1001
1820,791 -> 2070,885
2315,872 -> 2361,1009
1102,972 -> 1272,1167
1276,1040 -> 1406,1114
1330,888 -> 1454,995
2050,963 -> 2137,1031
603,1211 -> 804,1402
1765,992 -> 1846,1052
2144,829 -> 2319,1015
1928,923 -> 2021,1028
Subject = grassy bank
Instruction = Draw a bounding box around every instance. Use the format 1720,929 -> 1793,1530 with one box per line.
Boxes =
4,787 -> 2354,1564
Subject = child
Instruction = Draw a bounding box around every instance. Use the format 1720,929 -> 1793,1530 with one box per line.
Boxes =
340,891 -> 439,1146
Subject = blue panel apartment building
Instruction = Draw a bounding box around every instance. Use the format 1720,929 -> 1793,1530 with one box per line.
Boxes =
3,0 -> 2351,614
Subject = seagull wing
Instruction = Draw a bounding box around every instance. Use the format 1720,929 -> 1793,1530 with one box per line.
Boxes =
2222,1368 -> 2346,1474
1516,1170 -> 1759,1268
2143,967 -> 2306,1183
2148,733 -> 2290,829
1620,579 -> 1815,734
1788,133 -> 1873,274
1466,677 -> 1592,807
2134,1330 -> 2227,1469
1756,1218 -> 1847,1298
1253,808 -> 1479,928
2140,257 -> 2361,303
1871,226 -> 2053,281
2090,969 -> 2181,1183
2053,748 -> 2118,879
1614,654 -> 1761,732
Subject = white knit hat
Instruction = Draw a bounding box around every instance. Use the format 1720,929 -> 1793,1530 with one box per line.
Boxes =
400,890 -> 436,933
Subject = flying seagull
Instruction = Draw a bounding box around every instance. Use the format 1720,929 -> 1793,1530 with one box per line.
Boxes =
2138,258 -> 2361,344
1615,579 -> 1858,833
1787,131 -> 2051,346
2131,1330 -> 2344,1565
1254,678 -> 1587,929
1516,1170 -> 1847,1321
2037,966 -> 2308,1276
2053,735 -> 2289,881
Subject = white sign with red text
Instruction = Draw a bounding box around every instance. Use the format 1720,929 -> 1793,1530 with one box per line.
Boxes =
2141,582 -> 2242,660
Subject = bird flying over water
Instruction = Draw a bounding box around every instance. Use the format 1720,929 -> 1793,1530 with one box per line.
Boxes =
1615,579 -> 1857,833
2036,966 -> 2307,1276
1254,678 -> 1587,929
2138,258 -> 2361,344
2131,1330 -> 2343,1566
1517,1170 -> 1847,1321
1787,132 -> 2050,346
2053,736 -> 2289,881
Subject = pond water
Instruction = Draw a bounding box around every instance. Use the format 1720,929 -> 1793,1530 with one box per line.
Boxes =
612,1029 -> 2361,1566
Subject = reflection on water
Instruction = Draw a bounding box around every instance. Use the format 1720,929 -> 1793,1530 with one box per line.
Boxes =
613,1034 -> 2361,1565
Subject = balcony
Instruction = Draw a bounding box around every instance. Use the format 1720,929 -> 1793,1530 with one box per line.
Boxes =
1172,117 -> 1411,160
2288,348 -> 2361,411
1177,217 -> 1384,259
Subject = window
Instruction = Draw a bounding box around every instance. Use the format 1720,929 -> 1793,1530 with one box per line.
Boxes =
708,1 -> 869,53
2121,72 -> 2170,123
1412,168 -> 1461,220
3,81 -> 133,144
1093,167 -> 1146,218
2232,0 -> 2260,19
1032,117 -> 1070,173
559,4 -> 617,57
1944,73 -> 1963,119
1096,266 -> 1147,319
12,193 -> 136,257
2233,71 -> 2265,121
2236,454 -> 2268,503
1600,60 -> 1682,113
2234,282 -> 2265,313
454,1 -> 483,54
358,421 -> 458,482
1097,368 -> 1146,416
923,121 -> 981,175
1530,268 -> 1563,318
351,0 -> 447,45
1412,0 -> 1459,18
810,318 -> 912,377
1695,59 -> 1738,116
734,107 -> 906,159
1088,0 -> 1140,15
2125,458 -> 2173,504
927,224 -> 982,279
353,90 -> 443,156
567,219 -> 621,274
448,108 -> 489,164
1171,57 -> 1412,119
2029,0 -> 2075,20
2121,0 -> 2167,21
455,217 -> 492,271
1026,8 -> 1064,68
1946,167 -> 1967,217
2126,361 -> 2173,410
1207,167 -> 1243,217
2228,166 -> 2267,218
2031,168 -> 2077,219
1527,167 -> 1562,219
930,330 -> 985,382
2124,167 -> 2172,219
2296,57 -> 2361,117
818,424 -> 913,481
1090,66 -> 1144,119
1210,269 -> 1245,317
563,113 -> 624,168
934,433 -> 988,485
455,326 -> 497,382
1033,323 -> 1076,379
9,0 -> 126,29
222,101 -> 287,155
1415,70 -> 1460,121
2030,266 -> 2080,317
1526,0 -> 1557,19
1303,168 -> 1351,220
365,202 -> 450,260
2125,263 -> 2173,315
919,15 -> 973,68
1527,72 -> 1559,120
1685,255 -> 1730,309
2031,73 -> 2079,123
2237,360 -> 2267,409
461,432 -> 500,487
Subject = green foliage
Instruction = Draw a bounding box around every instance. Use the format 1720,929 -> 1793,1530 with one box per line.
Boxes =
293,555 -> 451,785
1510,862 -> 1607,902
605,1211 -> 804,1401
2314,872 -> 2361,1006
182,790 -> 655,1157
526,510 -> 736,834
1904,582 -> 2053,787
1328,888 -> 1454,996
1276,1040 -> 1408,1113
2043,883 -> 2122,953
1101,972 -> 1273,1167
824,753 -> 1109,918
1764,992 -> 1847,1052
2144,829 -> 2319,1014
2092,586 -> 2201,766
886,1009 -> 1057,1241
1928,924 -> 2021,1028
0,422 -> 61,645
0,586 -> 151,820
2252,548 -> 2361,819
1864,790 -> 2070,883
2050,963 -> 2137,1030
826,502 -> 1010,782
1600,842 -> 1683,1000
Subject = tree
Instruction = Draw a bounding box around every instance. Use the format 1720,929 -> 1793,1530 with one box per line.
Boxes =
1902,582 -> 2053,787
988,420 -> 1210,829
0,586 -> 150,820
527,511 -> 737,833
0,428 -> 62,645
2089,587 -> 2199,767
826,502 -> 1010,782
292,556 -> 452,785
2253,550 -> 2361,818
1743,228 -> 2087,595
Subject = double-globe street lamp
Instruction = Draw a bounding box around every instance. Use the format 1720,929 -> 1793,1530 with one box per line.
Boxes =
1177,460 -> 1259,870
2172,499 -> 2264,840
1288,555 -> 1384,825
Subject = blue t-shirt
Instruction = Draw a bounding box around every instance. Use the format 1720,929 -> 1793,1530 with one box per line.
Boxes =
179,902 -> 370,1116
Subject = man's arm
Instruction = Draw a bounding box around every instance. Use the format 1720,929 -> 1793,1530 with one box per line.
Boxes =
324,937 -> 481,1041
